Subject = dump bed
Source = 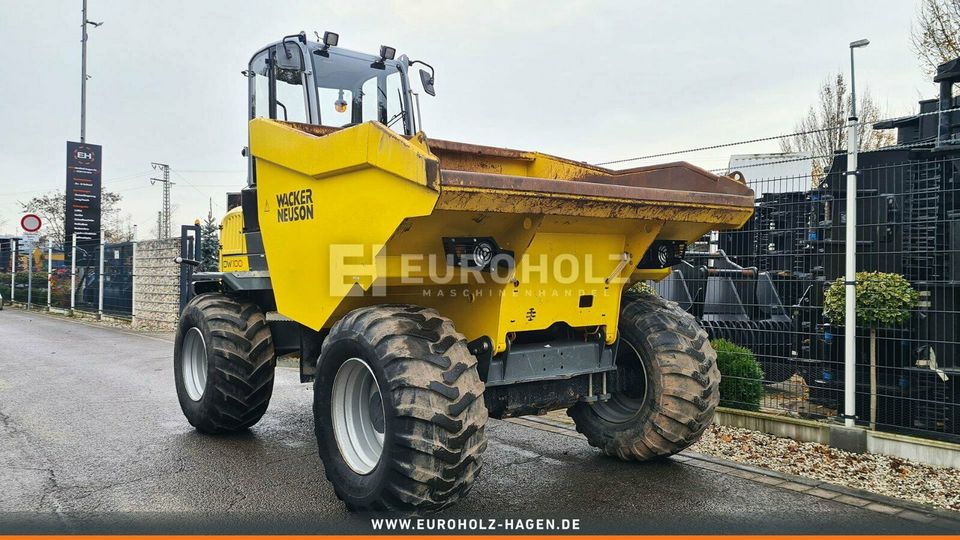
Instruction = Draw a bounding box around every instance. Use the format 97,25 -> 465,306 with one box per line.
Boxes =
247,119 -> 753,351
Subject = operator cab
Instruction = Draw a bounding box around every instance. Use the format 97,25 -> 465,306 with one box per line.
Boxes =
245,32 -> 435,139
239,31 -> 436,239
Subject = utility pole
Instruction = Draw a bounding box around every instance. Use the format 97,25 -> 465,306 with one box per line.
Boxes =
80,0 -> 103,142
150,162 -> 173,239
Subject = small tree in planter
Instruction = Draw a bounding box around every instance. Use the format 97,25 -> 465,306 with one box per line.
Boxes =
823,271 -> 919,429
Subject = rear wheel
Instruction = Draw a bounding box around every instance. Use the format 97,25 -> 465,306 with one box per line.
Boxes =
314,304 -> 487,513
568,292 -> 719,460
174,293 -> 275,433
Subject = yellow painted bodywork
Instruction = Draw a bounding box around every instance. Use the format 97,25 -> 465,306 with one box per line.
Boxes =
249,120 -> 440,328
236,118 -> 753,353
219,206 -> 250,272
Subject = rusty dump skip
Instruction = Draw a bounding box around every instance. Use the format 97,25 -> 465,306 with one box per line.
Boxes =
426,137 -> 755,227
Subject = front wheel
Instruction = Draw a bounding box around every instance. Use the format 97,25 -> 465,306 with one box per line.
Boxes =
314,305 -> 487,513
174,293 -> 275,433
568,292 -> 719,460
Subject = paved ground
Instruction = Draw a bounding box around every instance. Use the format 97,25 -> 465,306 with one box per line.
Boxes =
0,309 -> 957,534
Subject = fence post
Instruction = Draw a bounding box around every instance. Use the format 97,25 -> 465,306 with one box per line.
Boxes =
131,241 -> 137,326
843,117 -> 860,429
9,238 -> 16,304
70,233 -> 77,314
47,239 -> 52,310
98,230 -> 105,319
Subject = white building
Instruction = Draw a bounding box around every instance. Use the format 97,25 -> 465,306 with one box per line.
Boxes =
727,152 -> 812,199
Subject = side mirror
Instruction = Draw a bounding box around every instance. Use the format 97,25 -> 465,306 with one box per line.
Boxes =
419,68 -> 435,96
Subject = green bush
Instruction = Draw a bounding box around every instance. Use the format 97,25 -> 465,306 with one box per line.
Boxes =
0,283 -> 54,304
712,339 -> 764,411
823,271 -> 918,327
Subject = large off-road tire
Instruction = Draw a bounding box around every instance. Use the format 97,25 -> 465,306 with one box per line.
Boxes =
568,292 -> 719,460
314,305 -> 487,513
174,293 -> 275,433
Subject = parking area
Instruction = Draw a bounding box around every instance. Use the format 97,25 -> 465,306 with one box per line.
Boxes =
0,309 -> 957,534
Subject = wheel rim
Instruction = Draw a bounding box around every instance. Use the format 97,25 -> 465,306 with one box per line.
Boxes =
593,338 -> 649,424
181,327 -> 208,401
331,357 -> 385,475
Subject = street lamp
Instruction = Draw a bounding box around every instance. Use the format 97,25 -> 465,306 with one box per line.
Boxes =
844,38 -> 869,429
849,39 -> 870,121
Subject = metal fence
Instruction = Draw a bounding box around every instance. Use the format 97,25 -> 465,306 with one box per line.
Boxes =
1,235 -> 136,319
654,151 -> 960,443
1,233 -> 191,333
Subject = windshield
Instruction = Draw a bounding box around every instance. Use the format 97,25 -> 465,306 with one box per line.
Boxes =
313,50 -> 407,134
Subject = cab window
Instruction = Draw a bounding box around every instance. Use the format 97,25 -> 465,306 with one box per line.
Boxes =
249,50 -> 269,119
313,50 -> 408,135
248,44 -> 309,123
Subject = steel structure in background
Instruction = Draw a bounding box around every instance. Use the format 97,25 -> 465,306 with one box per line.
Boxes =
150,162 -> 173,239
651,56 -> 960,443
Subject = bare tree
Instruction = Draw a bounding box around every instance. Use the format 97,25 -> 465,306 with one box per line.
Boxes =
779,72 -> 895,182
912,0 -> 960,77
18,190 -> 131,245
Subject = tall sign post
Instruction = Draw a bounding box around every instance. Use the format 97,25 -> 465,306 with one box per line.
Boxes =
20,214 -> 42,309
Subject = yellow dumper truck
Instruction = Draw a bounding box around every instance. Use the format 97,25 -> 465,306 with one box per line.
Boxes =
173,32 -> 754,512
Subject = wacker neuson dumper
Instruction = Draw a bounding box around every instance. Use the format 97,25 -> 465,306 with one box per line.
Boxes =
173,31 -> 755,512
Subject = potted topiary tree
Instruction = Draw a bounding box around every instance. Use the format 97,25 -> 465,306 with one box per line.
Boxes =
823,271 -> 919,429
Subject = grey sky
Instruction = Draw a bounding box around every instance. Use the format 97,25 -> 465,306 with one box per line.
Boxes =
0,0 -> 933,238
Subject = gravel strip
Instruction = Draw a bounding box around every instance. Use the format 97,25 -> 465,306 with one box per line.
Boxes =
690,424 -> 960,512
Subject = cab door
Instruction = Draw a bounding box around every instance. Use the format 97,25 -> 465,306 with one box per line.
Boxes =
248,42 -> 313,123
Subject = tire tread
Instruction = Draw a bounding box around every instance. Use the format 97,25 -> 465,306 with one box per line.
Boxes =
568,292 -> 719,460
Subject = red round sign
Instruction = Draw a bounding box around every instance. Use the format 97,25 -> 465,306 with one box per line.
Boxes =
20,214 -> 42,233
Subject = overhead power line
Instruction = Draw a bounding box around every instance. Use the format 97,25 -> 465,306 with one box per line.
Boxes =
594,106 -> 960,167
594,125 -> 847,166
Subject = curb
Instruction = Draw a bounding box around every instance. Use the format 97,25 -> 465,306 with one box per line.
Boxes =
505,415 -> 960,532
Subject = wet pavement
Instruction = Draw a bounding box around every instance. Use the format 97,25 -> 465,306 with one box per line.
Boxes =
0,309 -> 956,534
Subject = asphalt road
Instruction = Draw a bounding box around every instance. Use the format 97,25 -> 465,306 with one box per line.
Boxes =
0,309 -> 953,534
